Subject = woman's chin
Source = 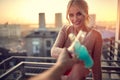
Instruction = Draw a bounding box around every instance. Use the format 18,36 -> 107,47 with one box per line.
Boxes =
74,24 -> 82,28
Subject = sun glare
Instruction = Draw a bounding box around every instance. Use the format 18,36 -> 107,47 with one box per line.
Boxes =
0,0 -> 117,24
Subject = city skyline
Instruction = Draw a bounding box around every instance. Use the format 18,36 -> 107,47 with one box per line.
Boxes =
0,0 -> 118,24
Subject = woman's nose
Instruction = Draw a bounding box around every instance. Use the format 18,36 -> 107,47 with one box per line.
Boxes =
73,15 -> 78,21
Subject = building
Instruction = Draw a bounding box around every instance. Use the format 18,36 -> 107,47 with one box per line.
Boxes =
25,29 -> 58,57
25,13 -> 59,57
0,23 -> 21,38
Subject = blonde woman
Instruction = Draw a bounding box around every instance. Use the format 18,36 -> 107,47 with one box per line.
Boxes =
51,0 -> 103,80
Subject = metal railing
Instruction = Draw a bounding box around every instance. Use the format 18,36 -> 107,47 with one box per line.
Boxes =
0,56 -> 56,72
0,38 -> 120,80
0,61 -> 54,80
0,56 -> 56,80
0,60 -> 120,80
102,38 -> 120,79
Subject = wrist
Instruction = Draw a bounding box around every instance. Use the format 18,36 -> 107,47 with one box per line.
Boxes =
55,63 -> 67,74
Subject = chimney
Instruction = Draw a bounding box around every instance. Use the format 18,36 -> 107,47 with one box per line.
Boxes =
39,13 -> 46,28
55,13 -> 62,28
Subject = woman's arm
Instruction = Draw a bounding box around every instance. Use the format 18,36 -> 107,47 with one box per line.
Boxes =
51,26 -> 68,58
92,31 -> 103,80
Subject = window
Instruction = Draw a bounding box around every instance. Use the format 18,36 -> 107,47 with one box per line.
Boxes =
46,40 -> 51,47
32,39 -> 40,54
46,49 -> 51,57
44,39 -> 53,56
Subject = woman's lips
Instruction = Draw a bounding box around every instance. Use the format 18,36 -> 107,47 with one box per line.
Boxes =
74,21 -> 81,25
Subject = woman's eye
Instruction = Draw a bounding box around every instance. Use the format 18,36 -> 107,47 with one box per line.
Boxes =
69,14 -> 74,17
77,12 -> 82,16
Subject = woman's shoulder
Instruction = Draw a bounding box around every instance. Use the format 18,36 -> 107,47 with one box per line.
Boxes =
61,25 -> 72,30
61,25 -> 73,32
90,28 -> 102,37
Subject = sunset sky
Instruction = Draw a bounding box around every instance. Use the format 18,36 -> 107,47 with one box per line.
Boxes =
0,0 -> 118,24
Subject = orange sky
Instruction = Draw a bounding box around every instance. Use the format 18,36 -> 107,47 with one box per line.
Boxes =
0,0 -> 118,24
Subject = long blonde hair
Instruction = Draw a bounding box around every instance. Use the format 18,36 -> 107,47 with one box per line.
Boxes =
66,0 -> 89,26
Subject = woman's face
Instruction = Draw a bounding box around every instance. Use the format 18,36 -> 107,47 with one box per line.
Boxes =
68,6 -> 85,28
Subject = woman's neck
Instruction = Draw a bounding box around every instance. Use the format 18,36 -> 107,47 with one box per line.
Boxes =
73,25 -> 89,34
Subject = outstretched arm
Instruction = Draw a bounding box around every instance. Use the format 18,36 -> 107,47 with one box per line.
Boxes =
29,48 -> 77,80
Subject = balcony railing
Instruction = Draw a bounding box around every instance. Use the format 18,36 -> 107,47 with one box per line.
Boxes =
102,38 -> 120,79
0,38 -> 120,80
0,61 -> 54,80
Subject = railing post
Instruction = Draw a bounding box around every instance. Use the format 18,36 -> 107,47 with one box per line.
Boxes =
116,0 -> 120,61
15,62 -> 25,80
13,62 -> 25,80
20,62 -> 25,79
108,39 -> 112,79
108,39 -> 114,65
117,0 -> 120,63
